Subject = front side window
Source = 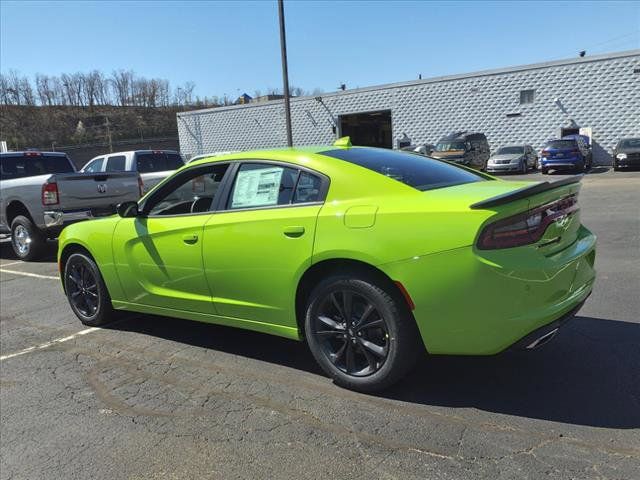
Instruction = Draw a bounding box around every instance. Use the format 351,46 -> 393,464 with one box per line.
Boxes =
229,163 -> 299,209
146,163 -> 229,216
83,158 -> 104,173
106,155 -> 126,171
321,147 -> 485,191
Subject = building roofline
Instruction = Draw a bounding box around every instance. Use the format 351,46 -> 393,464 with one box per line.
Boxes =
177,49 -> 640,118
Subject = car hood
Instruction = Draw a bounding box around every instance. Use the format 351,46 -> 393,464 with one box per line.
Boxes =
618,147 -> 640,154
489,154 -> 522,162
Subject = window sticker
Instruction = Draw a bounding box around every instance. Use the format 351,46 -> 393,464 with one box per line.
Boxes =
231,166 -> 283,208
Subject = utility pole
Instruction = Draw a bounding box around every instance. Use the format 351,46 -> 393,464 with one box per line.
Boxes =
278,0 -> 293,147
104,116 -> 113,153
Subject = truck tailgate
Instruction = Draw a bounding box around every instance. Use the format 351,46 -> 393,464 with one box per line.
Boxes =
53,171 -> 140,211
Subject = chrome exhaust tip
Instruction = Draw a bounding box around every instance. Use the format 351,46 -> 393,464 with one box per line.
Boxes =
525,328 -> 559,350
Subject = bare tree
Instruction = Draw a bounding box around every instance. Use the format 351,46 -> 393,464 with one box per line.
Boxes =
111,70 -> 134,106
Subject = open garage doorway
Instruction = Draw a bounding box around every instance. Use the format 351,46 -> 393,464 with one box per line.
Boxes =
339,110 -> 392,148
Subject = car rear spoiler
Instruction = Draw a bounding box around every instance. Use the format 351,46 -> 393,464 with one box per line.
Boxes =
470,175 -> 582,209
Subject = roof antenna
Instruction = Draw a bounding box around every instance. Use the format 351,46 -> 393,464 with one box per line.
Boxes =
579,50 -> 586,57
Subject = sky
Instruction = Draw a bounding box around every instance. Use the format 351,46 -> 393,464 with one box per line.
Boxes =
1,0 -> 639,99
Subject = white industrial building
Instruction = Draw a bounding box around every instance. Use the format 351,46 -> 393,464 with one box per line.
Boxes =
177,50 -> 640,165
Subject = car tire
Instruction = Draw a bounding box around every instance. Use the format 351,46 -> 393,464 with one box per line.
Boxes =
304,273 -> 421,392
10,215 -> 46,261
541,167 -> 549,175
613,161 -> 619,171
520,159 -> 527,174
64,252 -> 115,327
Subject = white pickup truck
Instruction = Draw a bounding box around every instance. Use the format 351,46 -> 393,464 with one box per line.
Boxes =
0,151 -> 141,260
81,150 -> 184,194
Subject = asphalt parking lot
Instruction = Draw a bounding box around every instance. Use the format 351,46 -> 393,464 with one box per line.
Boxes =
1,168 -> 639,480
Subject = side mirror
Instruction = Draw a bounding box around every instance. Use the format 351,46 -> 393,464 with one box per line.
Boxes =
116,201 -> 139,218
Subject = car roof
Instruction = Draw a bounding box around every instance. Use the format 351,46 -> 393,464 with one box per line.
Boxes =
187,145 -> 340,168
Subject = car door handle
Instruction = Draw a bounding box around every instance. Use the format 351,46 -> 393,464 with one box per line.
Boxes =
182,233 -> 199,244
283,226 -> 305,238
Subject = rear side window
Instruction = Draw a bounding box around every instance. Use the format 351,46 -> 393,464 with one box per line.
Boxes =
294,171 -> 322,203
135,152 -> 184,173
106,155 -> 126,171
321,148 -> 485,191
1,154 -> 74,180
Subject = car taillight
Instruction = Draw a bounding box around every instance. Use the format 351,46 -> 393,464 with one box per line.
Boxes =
541,151 -> 550,157
138,176 -> 144,197
477,195 -> 578,250
42,182 -> 59,205
571,149 -> 579,155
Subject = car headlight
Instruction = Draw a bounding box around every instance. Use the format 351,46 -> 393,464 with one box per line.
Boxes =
616,153 -> 627,160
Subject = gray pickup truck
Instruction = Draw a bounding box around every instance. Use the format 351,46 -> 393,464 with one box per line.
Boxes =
0,151 -> 140,260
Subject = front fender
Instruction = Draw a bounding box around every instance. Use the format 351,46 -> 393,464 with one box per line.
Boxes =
57,217 -> 124,301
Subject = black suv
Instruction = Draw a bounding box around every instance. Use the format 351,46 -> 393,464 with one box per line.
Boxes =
430,132 -> 491,170
612,138 -> 640,171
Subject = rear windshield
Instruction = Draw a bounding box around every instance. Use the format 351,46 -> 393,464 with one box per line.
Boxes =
546,140 -> 576,149
321,148 -> 485,191
135,152 -> 184,173
496,146 -> 524,155
0,154 -> 74,180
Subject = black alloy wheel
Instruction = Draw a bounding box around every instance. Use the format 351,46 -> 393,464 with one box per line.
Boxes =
311,289 -> 389,377
66,259 -> 99,317
64,253 -> 114,326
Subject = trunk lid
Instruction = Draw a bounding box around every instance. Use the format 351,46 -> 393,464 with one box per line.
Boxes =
464,176 -> 582,255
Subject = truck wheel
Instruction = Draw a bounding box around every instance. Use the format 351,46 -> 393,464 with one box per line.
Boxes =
304,273 -> 421,392
10,216 -> 46,261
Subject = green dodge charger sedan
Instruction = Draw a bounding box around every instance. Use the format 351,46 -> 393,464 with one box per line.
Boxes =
58,139 -> 596,392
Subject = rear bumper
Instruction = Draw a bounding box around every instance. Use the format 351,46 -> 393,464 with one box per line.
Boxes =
44,210 -> 93,228
381,226 -> 596,355
541,158 -> 583,169
507,295 -> 588,351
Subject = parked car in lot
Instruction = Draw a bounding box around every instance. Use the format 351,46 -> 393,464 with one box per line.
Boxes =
612,137 -> 640,170
58,139 -> 596,392
430,132 -> 490,170
0,151 -> 141,260
540,138 -> 591,174
81,150 -> 184,194
486,145 -> 537,174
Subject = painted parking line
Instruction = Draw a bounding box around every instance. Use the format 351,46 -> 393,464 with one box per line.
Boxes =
0,327 -> 100,362
0,268 -> 59,280
0,261 -> 24,267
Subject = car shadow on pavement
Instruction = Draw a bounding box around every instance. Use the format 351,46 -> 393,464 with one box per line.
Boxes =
0,239 -> 58,262
108,313 -> 639,429
385,315 -> 640,429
